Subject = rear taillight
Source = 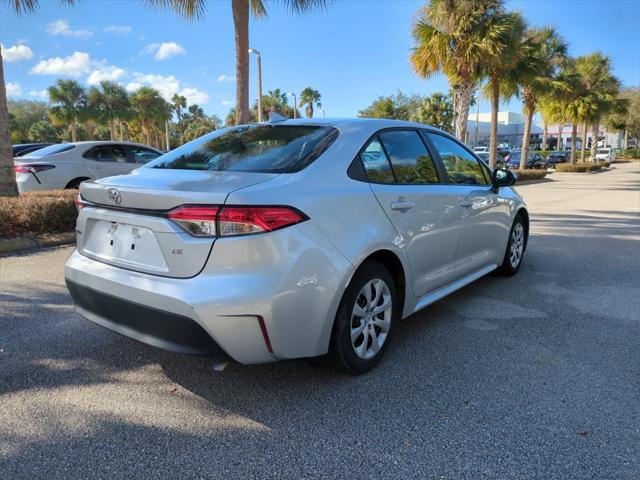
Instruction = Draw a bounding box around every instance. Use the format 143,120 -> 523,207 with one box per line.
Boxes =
74,193 -> 85,212
13,164 -> 55,174
167,205 -> 307,237
167,206 -> 219,237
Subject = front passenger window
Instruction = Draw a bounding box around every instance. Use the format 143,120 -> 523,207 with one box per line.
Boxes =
427,133 -> 489,185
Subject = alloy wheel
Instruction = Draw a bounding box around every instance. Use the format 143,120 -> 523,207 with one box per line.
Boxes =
510,223 -> 524,268
350,279 -> 392,360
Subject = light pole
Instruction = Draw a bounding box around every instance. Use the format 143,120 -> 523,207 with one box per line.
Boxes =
248,48 -> 262,122
286,92 -> 297,118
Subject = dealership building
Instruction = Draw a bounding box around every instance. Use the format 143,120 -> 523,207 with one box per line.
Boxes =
466,111 -> 626,150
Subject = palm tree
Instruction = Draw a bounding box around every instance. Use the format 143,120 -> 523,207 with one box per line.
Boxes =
409,92 -> 453,132
130,87 -> 170,146
48,79 -> 88,143
171,94 -> 187,122
481,11 -> 526,168
0,0 -> 78,196
507,27 -> 567,169
267,88 -> 288,105
88,81 -> 131,141
573,53 -> 620,162
411,0 -> 517,143
151,0 -> 327,125
299,87 -> 321,118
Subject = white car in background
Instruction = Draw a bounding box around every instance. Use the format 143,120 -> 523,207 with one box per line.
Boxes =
14,141 -> 163,193
595,148 -> 615,163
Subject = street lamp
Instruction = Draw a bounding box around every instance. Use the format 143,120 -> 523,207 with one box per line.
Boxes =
286,92 -> 297,118
248,48 -> 262,122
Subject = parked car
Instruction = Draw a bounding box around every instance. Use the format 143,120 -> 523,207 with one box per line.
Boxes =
506,151 -> 548,170
475,151 -> 507,169
546,151 -> 569,165
595,148 -> 615,163
14,141 -> 163,193
12,143 -> 53,157
473,146 -> 489,153
65,119 -> 528,374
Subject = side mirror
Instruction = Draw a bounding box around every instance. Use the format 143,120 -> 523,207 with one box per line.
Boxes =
492,168 -> 517,188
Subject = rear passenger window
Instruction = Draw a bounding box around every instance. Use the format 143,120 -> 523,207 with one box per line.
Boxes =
378,130 -> 438,184
427,133 -> 489,185
129,146 -> 161,164
86,145 -> 128,163
360,138 -> 394,184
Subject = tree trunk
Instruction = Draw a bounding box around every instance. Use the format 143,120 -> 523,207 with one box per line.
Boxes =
232,0 -> 250,125
590,122 -> 599,162
306,104 -> 313,118
624,129 -> 628,150
580,120 -> 588,163
452,81 -> 475,143
489,77 -> 500,169
119,119 -> 124,141
520,102 -> 534,171
108,118 -> 115,141
542,122 -> 548,151
557,125 -> 563,151
70,121 -> 78,143
145,122 -> 151,146
570,123 -> 577,164
0,48 -> 18,196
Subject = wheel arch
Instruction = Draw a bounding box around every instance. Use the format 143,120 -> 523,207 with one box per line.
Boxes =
65,177 -> 91,189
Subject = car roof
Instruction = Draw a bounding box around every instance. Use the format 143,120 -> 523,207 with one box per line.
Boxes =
253,117 -> 452,135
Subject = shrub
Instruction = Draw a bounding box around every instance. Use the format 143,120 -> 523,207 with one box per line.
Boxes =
515,169 -> 547,181
618,148 -> 640,159
0,190 -> 77,238
555,162 -> 608,173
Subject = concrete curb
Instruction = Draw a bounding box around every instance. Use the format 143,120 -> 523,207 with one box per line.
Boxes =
0,232 -> 75,256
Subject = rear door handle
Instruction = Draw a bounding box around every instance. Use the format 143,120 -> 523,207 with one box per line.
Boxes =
390,201 -> 415,211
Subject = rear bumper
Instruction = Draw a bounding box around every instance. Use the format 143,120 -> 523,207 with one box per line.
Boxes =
66,279 -> 228,357
64,220 -> 353,364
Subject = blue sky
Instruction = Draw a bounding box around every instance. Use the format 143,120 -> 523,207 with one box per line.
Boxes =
2,0 -> 639,119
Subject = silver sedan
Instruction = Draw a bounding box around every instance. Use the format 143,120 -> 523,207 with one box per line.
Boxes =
65,118 -> 528,374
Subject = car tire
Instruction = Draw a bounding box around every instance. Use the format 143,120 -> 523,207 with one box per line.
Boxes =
65,177 -> 89,189
497,215 -> 526,276
328,261 -> 397,375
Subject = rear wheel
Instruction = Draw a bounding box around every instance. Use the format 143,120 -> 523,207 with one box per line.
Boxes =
65,177 -> 89,189
329,261 -> 397,374
497,215 -> 526,276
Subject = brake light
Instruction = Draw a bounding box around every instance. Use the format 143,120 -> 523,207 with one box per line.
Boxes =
74,193 -> 85,212
167,205 -> 306,237
13,164 -> 55,174
168,206 -> 219,237
218,206 -> 306,236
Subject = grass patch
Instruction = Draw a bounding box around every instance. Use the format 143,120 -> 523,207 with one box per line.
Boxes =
555,162 -> 610,172
515,169 -> 548,181
0,190 -> 77,238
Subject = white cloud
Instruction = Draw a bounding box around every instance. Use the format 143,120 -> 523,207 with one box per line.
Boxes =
47,19 -> 93,39
103,25 -> 132,34
29,89 -> 49,99
217,74 -> 235,82
180,87 -> 209,105
1,44 -> 34,62
30,51 -> 91,76
143,42 -> 186,61
87,63 -> 126,85
126,72 -> 209,104
221,99 -> 234,106
6,82 -> 22,97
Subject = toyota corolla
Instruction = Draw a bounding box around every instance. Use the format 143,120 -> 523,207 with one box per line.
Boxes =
65,118 -> 528,374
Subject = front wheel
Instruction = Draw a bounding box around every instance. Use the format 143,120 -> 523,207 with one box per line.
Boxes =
497,215 -> 526,276
328,262 -> 397,374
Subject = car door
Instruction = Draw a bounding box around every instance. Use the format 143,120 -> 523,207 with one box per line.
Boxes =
426,132 -> 510,278
83,145 -> 132,178
360,129 -> 462,297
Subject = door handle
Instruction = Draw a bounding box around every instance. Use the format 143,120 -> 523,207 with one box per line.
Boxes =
390,200 -> 415,211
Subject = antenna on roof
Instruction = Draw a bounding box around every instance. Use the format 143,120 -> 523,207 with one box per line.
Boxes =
268,111 -> 288,123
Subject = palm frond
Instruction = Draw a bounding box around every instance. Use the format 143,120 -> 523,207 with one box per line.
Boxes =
144,0 -> 206,20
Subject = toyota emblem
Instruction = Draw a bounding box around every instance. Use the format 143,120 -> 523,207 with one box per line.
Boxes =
107,188 -> 122,205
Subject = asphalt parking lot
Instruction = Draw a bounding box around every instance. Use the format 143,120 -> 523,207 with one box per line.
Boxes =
1,162 -> 639,479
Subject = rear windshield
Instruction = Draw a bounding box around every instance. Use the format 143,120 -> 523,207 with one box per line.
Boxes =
597,149 -> 610,154
25,144 -> 75,157
146,125 -> 339,173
